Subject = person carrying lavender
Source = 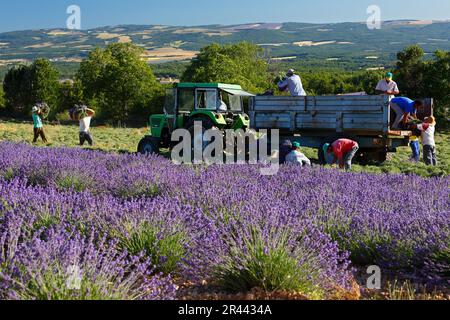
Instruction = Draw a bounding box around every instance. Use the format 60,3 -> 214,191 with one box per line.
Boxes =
31,105 -> 48,144
70,105 -> 96,147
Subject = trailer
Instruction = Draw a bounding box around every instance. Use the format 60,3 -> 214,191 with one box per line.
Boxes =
249,95 -> 433,163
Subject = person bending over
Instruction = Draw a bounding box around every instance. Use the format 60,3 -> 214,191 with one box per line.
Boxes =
389,97 -> 422,129
285,142 -> 311,166
324,139 -> 359,171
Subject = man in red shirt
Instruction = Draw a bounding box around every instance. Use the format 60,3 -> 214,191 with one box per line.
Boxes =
324,139 -> 359,171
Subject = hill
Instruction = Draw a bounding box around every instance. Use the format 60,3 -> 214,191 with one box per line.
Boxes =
1,20 -> 450,73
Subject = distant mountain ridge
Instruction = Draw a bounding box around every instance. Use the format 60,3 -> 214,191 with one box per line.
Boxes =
1,20 -> 450,68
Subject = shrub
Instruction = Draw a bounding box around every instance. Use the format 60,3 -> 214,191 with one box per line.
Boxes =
55,172 -> 91,192
1,229 -> 176,300
117,221 -> 187,275
215,227 -> 326,298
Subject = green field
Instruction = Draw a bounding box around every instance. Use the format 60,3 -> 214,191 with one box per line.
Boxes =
0,119 -> 148,154
0,118 -> 448,177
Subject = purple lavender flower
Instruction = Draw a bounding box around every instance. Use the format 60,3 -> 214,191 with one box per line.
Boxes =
0,142 -> 448,299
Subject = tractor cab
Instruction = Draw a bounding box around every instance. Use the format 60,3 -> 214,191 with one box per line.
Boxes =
138,83 -> 254,155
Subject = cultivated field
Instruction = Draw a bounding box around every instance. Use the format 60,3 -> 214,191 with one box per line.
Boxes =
0,119 -> 448,177
0,119 -> 148,154
0,140 -> 448,300
0,119 -> 448,300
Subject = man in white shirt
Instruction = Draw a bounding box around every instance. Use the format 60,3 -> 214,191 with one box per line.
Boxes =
278,69 -> 307,97
376,72 -> 400,99
218,93 -> 228,112
415,116 -> 437,166
285,142 -> 311,166
78,106 -> 95,146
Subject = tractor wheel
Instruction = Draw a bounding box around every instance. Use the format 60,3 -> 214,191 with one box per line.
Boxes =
185,116 -> 220,160
138,137 -> 160,156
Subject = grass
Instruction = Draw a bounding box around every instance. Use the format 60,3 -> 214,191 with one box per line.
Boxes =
116,221 -> 188,275
0,118 -> 449,177
215,227 -> 324,299
364,280 -> 449,300
0,118 -> 148,154
299,132 -> 450,177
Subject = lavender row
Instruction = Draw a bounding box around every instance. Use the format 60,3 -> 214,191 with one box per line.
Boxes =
0,179 -> 353,299
0,142 -> 448,299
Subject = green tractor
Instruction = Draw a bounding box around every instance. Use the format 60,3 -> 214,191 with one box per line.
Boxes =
138,83 -> 254,155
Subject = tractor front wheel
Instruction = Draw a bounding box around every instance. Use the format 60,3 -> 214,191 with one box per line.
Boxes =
138,137 -> 160,156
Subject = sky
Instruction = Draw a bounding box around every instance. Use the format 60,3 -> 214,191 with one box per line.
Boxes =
0,0 -> 450,32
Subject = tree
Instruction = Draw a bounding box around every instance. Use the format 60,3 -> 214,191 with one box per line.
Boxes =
426,50 -> 450,122
395,45 -> 450,126
29,59 -> 60,110
395,45 -> 427,97
3,65 -> 33,114
181,42 -> 270,93
57,80 -> 84,118
352,71 -> 385,95
3,59 -> 59,116
0,85 -> 5,109
298,70 -> 384,96
77,43 -> 162,121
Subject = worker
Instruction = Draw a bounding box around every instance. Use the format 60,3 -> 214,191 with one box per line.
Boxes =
218,93 -> 228,112
389,97 -> 422,129
376,72 -> 400,98
279,140 -> 293,164
409,135 -> 421,163
277,69 -> 307,97
78,106 -> 96,146
415,116 -> 437,166
31,105 -> 48,144
324,139 -> 359,171
218,101 -> 227,112
285,142 -> 311,166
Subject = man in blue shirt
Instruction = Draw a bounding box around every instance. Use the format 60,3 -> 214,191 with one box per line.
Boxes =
389,97 -> 423,129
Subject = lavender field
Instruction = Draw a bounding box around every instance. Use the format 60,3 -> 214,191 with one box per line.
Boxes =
0,141 -> 448,300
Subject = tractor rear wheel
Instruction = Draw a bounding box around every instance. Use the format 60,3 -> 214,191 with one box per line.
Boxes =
138,137 -> 160,156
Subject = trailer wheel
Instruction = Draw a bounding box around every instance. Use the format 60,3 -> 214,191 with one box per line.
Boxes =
377,152 -> 388,163
138,137 -> 160,156
356,150 -> 391,165
377,151 -> 393,163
